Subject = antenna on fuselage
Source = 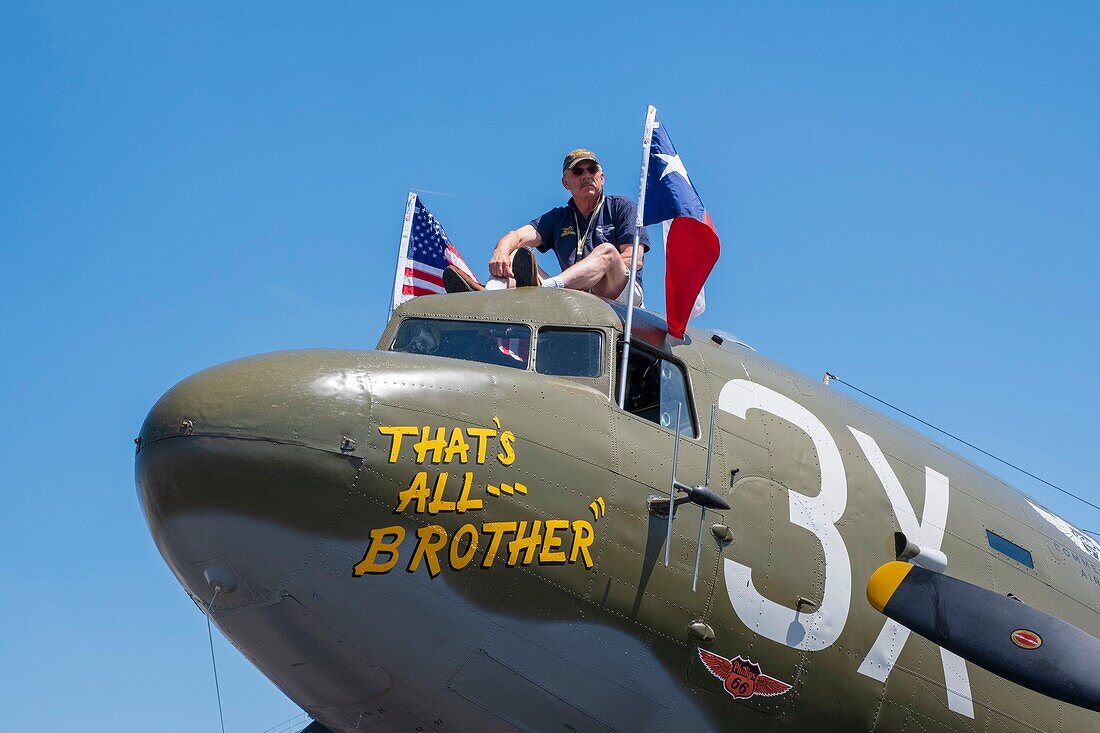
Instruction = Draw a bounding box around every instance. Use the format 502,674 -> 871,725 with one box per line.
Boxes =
692,403 -> 719,592
663,402 -> 683,568
650,402 -> 729,591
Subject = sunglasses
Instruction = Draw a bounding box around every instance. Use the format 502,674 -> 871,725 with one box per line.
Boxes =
570,163 -> 599,176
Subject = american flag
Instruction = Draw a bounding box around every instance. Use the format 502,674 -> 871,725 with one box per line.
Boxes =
391,194 -> 479,310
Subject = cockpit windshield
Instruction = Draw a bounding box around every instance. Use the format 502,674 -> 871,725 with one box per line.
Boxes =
536,328 -> 603,377
390,318 -> 531,370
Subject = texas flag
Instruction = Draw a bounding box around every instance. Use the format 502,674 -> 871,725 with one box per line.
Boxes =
642,111 -> 720,338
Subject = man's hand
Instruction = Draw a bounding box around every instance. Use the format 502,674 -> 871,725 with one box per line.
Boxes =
490,225 -> 541,279
489,243 -> 515,279
618,244 -> 644,272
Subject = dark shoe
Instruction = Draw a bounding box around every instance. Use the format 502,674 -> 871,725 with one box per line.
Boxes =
513,247 -> 540,288
443,266 -> 484,293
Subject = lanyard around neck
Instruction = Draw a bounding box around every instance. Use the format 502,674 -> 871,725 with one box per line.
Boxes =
573,195 -> 605,260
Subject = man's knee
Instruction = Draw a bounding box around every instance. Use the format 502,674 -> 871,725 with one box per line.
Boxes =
591,243 -> 620,268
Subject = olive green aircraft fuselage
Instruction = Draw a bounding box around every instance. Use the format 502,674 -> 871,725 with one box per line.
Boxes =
136,289 -> 1100,732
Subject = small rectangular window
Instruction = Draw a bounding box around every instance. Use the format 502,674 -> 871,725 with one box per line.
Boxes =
536,328 -> 603,377
986,530 -> 1034,568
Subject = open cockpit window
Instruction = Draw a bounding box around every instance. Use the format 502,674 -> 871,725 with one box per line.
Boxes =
536,328 -> 603,378
618,342 -> 696,436
391,318 -> 531,370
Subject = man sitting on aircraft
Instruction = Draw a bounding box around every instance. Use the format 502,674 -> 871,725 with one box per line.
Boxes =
443,149 -> 649,306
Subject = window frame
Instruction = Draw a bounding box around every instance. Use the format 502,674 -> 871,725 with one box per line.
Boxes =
534,327 -> 605,379
389,317 -> 534,371
985,529 -> 1035,569
615,339 -> 699,438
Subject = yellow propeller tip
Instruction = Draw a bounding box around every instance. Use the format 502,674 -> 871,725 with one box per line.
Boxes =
867,561 -> 913,613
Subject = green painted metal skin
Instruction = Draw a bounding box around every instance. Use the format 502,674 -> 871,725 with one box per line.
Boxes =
136,289 -> 1100,733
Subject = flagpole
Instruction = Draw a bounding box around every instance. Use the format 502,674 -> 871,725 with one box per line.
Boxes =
617,105 -> 658,409
389,192 -> 418,319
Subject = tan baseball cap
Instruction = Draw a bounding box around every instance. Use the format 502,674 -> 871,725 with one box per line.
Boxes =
562,148 -> 600,172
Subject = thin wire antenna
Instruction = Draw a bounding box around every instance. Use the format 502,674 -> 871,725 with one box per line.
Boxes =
205,588 -> 227,733
410,187 -> 486,200
691,403 -> 719,592
703,402 -> 717,488
823,372 -> 1100,515
665,402 -> 683,568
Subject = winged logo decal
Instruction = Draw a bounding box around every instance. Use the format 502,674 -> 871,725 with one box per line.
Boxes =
699,648 -> 793,699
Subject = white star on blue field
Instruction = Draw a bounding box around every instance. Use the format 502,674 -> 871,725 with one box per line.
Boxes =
656,152 -> 692,186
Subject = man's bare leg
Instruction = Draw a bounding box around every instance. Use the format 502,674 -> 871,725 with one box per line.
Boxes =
557,243 -> 630,299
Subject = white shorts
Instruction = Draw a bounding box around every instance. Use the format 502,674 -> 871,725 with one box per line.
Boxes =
612,280 -> 644,307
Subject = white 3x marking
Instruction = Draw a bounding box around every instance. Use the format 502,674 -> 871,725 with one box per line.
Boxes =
718,380 -> 974,718
850,429 -> 973,718
719,380 -> 851,652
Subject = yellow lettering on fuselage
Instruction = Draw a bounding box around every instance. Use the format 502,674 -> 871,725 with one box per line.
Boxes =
395,471 -> 431,514
466,427 -> 495,464
570,520 -> 595,568
407,525 -> 448,577
455,472 -> 482,513
379,426 -> 418,463
361,422 -> 596,578
507,520 -> 542,566
352,526 -> 406,575
481,521 -> 516,568
353,519 -> 598,577
444,428 -> 470,464
540,519 -> 569,564
413,427 -> 448,464
378,422 -> 516,466
427,472 -> 457,514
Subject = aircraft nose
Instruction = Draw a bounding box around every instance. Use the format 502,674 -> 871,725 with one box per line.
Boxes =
135,349 -> 376,608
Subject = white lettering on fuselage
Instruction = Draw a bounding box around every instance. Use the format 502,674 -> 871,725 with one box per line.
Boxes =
1028,500 -> 1100,563
718,380 -> 972,717
719,379 -> 851,652
850,429 -> 973,718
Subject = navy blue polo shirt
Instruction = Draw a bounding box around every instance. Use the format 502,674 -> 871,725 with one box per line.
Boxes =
529,194 -> 650,282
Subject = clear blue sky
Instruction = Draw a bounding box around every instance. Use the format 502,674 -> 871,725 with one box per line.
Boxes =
2,3 -> 1098,731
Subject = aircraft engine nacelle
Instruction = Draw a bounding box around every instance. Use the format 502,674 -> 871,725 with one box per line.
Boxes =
869,561 -> 1100,713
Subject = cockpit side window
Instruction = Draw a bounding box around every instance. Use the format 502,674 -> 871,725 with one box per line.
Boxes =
536,328 -> 603,377
618,342 -> 696,436
391,318 -> 531,370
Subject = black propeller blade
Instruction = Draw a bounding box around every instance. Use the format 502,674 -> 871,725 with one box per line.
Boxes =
868,561 -> 1100,713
